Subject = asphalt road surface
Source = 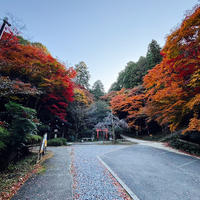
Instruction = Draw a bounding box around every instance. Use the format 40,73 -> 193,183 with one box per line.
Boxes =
101,144 -> 200,200
11,144 -> 200,200
12,147 -> 72,200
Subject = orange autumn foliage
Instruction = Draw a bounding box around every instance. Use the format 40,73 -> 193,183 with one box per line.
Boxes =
101,91 -> 118,103
143,5 -> 200,132
109,5 -> 200,135
110,86 -> 146,129
182,116 -> 200,134
74,86 -> 93,106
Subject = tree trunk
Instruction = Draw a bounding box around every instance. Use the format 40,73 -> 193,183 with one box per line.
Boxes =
112,116 -> 116,144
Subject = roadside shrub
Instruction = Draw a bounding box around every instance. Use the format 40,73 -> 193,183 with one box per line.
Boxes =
0,102 -> 40,169
180,131 -> 200,145
0,126 -> 10,152
0,126 -> 11,170
47,138 -> 67,146
5,101 -> 39,147
25,134 -> 42,145
59,137 -> 67,145
170,137 -> 200,156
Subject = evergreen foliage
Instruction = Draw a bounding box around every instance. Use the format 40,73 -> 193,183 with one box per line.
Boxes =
109,40 -> 162,91
47,137 -> 67,146
74,61 -> 90,89
91,80 -> 105,100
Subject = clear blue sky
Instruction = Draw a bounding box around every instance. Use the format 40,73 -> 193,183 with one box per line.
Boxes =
0,0 -> 198,91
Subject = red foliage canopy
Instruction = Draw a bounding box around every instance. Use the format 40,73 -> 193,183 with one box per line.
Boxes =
0,30 -> 76,121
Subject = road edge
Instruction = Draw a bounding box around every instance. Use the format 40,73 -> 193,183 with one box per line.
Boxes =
97,156 -> 140,200
121,135 -> 200,160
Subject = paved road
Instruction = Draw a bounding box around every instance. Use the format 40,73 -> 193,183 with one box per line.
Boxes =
12,145 -> 131,200
11,143 -> 200,200
12,147 -> 72,200
101,144 -> 200,200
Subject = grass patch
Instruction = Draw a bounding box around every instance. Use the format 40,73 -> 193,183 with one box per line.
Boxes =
36,165 -> 46,174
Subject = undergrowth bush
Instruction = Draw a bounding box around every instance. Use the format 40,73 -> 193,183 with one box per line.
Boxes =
25,134 -> 42,145
0,102 -> 40,170
170,138 -> 200,156
0,126 -> 10,153
47,138 -> 67,146
59,137 -> 67,145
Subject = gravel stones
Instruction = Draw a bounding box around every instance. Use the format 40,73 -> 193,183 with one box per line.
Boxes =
71,145 -> 131,200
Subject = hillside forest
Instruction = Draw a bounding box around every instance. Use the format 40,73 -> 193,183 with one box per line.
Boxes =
0,5 -> 199,168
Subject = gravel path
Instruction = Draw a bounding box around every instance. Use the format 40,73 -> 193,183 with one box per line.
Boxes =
12,147 -> 72,200
71,145 -> 131,200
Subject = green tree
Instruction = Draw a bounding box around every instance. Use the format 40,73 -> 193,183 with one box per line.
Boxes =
65,101 -> 87,141
86,101 -> 110,127
108,82 -> 120,92
109,70 -> 126,92
109,40 -> 162,91
146,39 -> 162,70
110,59 -> 145,90
130,56 -> 147,86
74,61 -> 90,89
91,80 -> 105,100
0,102 -> 40,168
123,61 -> 138,88
5,102 -> 39,143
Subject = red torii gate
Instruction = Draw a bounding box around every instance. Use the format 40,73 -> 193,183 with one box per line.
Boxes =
96,128 -> 108,140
